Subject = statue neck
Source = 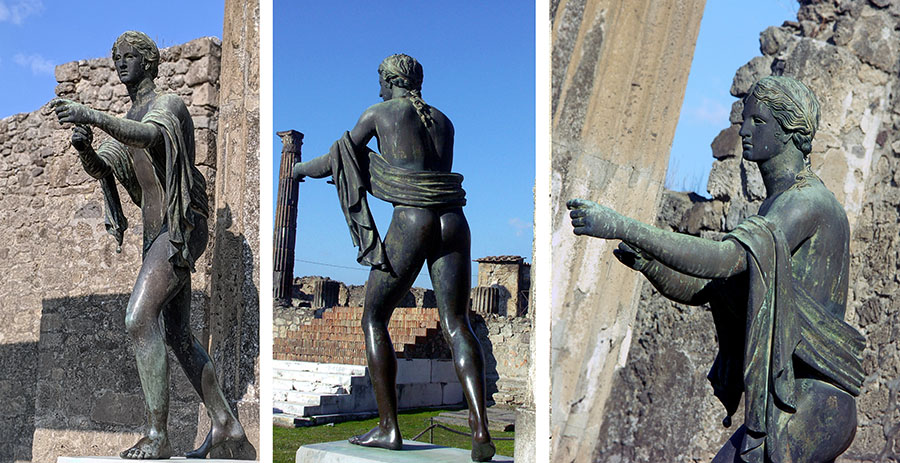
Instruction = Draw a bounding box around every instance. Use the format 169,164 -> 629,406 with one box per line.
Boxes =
127,78 -> 156,105
758,146 -> 805,197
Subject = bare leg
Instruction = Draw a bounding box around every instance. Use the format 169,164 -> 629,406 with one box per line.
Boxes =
350,206 -> 433,450
163,283 -> 255,460
120,234 -> 182,460
428,208 -> 494,462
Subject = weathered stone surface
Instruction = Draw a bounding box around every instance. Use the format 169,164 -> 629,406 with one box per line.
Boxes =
205,0 -> 260,452
550,0 -> 706,461
730,55 -> 774,97
599,2 -> 900,461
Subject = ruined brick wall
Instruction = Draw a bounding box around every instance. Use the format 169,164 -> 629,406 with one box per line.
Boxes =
599,1 -> 900,461
0,37 -> 222,462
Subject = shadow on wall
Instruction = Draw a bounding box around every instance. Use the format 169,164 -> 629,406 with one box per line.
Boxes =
0,341 -> 38,462
208,204 -> 259,429
34,293 -> 205,454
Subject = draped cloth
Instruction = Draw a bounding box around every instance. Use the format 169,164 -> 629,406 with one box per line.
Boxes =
327,131 -> 466,271
709,215 -> 865,463
93,93 -> 209,271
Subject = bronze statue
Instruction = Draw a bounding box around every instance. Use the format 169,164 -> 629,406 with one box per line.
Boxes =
51,31 -> 254,460
568,76 -> 864,463
292,54 -> 495,461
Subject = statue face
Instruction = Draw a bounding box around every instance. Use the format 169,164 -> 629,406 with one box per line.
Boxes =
740,95 -> 788,162
113,42 -> 146,85
379,75 -> 392,101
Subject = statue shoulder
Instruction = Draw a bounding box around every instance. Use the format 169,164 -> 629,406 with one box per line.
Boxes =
151,92 -> 189,115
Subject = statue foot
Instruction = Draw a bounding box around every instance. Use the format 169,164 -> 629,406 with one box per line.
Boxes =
471,439 -> 495,462
185,425 -> 256,460
120,435 -> 173,460
348,426 -> 402,450
469,411 -> 494,462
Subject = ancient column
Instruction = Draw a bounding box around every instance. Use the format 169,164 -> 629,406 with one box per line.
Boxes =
273,130 -> 303,306
471,286 -> 501,316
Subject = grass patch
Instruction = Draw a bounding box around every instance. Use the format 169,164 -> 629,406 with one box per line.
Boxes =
274,408 -> 515,463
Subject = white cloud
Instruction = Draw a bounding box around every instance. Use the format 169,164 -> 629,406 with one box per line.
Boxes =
0,0 -> 43,25
688,97 -> 730,125
508,217 -> 532,237
14,52 -> 53,75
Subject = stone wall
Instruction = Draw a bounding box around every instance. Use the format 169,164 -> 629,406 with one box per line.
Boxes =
598,1 -> 900,461
475,256 -> 530,317
273,290 -> 533,407
0,36 -> 230,462
549,0 -> 706,461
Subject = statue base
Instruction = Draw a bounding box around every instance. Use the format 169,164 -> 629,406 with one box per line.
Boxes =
58,457 -> 257,462
296,439 -> 513,462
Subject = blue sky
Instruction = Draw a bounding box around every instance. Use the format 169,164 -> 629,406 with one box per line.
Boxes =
667,1 -> 798,194
274,1 -> 536,288
0,1 -> 224,118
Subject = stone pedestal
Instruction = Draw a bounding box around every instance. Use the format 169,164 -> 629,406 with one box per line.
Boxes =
57,457 -> 258,463
295,440 -> 513,462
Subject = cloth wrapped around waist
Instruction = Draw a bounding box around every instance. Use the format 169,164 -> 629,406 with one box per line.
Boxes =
328,131 -> 466,271
368,151 -> 466,208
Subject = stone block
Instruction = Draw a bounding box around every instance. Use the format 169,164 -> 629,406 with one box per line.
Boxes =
430,359 -> 458,383
395,359 -> 430,384
55,62 -> 80,83
441,382 -> 463,405
192,83 -> 219,107
397,382 -> 441,409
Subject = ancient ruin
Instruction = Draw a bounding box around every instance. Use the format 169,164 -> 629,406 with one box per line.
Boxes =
0,1 -> 259,460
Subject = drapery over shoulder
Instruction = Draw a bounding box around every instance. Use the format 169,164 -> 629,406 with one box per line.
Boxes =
91,93 -> 208,271
327,131 -> 467,272
708,215 -> 865,463
142,94 -> 209,271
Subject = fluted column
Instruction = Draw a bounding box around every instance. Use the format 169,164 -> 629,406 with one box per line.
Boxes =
273,130 -> 303,306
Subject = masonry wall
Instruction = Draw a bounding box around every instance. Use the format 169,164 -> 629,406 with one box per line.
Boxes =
598,1 -> 900,461
0,36 -> 226,462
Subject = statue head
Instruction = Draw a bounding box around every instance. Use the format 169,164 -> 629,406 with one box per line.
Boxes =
378,54 -> 424,98
746,76 -> 820,156
112,31 -> 160,81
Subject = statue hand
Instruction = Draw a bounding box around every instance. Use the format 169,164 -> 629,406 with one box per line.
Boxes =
567,198 -> 624,239
50,98 -> 96,125
613,242 -> 654,272
71,124 -> 93,152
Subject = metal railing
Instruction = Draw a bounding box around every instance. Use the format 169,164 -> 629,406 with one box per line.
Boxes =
411,417 -> 515,443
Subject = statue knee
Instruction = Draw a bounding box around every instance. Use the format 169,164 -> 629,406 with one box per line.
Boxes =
124,311 -> 149,339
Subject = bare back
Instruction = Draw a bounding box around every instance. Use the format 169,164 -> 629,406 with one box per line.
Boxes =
364,97 -> 455,172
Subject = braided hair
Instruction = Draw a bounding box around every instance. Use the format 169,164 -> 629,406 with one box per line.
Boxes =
378,54 -> 433,127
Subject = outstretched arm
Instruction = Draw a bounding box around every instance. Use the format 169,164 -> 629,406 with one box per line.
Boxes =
568,198 -> 747,279
615,242 -> 714,305
292,105 -> 379,181
292,154 -> 331,180
51,98 -> 160,149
